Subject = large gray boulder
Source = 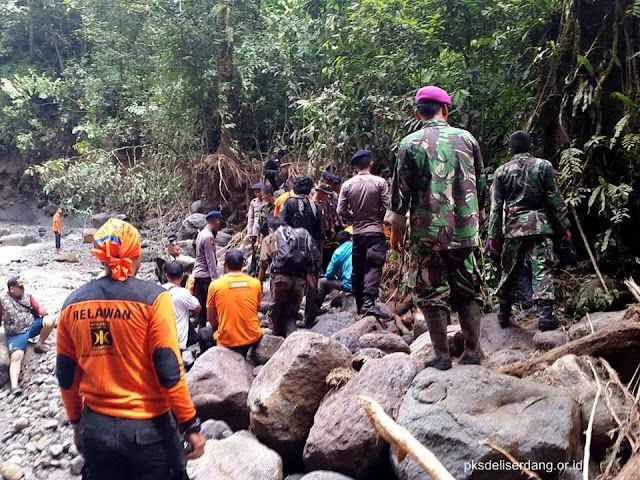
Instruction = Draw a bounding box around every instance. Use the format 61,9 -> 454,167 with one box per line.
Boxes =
479,314 -> 536,353
0,228 -> 10,237
568,311 -> 625,340
248,331 -> 352,464
359,333 -> 410,354
91,212 -> 113,229
255,335 -> 285,365
330,317 -> 381,353
301,472 -> 354,480
179,213 -> 206,240
187,431 -> 283,480
528,354 -> 628,456
393,365 -> 581,480
311,312 -> 357,337
187,347 -> 254,430
0,233 -> 38,246
304,353 -> 419,478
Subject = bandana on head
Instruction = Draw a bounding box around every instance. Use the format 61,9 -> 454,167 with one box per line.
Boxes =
91,218 -> 142,281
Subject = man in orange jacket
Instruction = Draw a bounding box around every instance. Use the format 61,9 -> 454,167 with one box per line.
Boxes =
56,218 -> 205,480
52,208 -> 62,252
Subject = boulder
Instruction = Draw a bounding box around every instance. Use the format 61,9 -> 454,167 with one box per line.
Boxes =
409,324 -> 461,365
255,335 -> 285,365
568,311 -> 626,340
177,240 -> 196,257
187,347 -> 254,430
248,331 -> 352,464
179,213 -> 206,240
187,431 -> 283,480
330,317 -> 381,353
329,294 -> 358,314
527,354 -> 628,455
485,348 -> 532,368
201,419 -> 233,440
301,472 -> 354,480
393,365 -> 581,480
533,330 -> 569,351
0,233 -> 38,246
82,228 -> 98,244
358,333 -> 410,354
304,354 -> 419,478
479,314 -> 535,353
311,312 -> 357,337
0,332 -> 9,387
0,228 -> 10,237
216,231 -> 233,248
351,348 -> 384,370
191,199 -> 215,214
91,212 -> 114,229
54,252 -> 79,263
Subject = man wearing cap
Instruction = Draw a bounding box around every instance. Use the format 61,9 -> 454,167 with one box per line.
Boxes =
489,130 -> 571,331
338,149 -> 391,319
198,249 -> 263,356
386,85 -> 487,370
193,211 -> 224,328
0,276 -> 54,395
56,218 -> 205,478
247,183 -> 265,245
321,171 -> 342,195
163,261 -> 201,354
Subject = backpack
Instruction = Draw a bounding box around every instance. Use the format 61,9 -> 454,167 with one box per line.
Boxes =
290,197 -> 317,230
272,226 -> 314,276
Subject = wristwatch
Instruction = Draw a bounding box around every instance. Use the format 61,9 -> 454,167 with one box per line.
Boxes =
181,416 -> 202,434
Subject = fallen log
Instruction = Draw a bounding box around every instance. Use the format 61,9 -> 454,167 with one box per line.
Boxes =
498,315 -> 640,378
612,453 -> 640,480
359,395 -> 456,480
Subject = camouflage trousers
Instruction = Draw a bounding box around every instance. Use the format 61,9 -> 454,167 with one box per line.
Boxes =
496,235 -> 557,303
408,243 -> 481,311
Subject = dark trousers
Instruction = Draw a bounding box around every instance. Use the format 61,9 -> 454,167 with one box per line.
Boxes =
264,169 -> 280,190
352,233 -> 387,309
197,329 -> 259,360
79,407 -> 186,480
269,273 -> 306,337
317,278 -> 346,307
54,232 -> 61,249
194,277 -> 211,328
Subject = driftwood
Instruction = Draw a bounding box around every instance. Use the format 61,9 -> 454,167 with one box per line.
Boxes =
498,315 -> 640,378
612,453 -> 640,480
359,395 -> 456,480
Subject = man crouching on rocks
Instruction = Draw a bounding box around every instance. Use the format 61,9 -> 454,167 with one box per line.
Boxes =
0,276 -> 54,396
56,218 -> 204,480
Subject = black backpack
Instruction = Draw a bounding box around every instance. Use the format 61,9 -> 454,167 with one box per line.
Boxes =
290,197 -> 318,230
272,226 -> 314,275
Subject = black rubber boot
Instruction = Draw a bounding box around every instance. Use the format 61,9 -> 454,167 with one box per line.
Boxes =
457,300 -> 484,365
421,307 -> 452,370
536,299 -> 559,331
497,300 -> 514,328
362,295 -> 390,320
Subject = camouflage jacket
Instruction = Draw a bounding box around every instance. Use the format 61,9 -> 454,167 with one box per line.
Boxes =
488,153 -> 570,239
0,292 -> 46,335
385,118 -> 487,250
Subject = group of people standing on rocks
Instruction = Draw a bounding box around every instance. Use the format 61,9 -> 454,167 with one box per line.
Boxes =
0,83 -> 573,480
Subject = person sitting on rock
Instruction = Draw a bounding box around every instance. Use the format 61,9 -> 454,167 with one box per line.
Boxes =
198,249 -> 263,358
259,217 -> 319,337
316,230 -> 353,315
0,276 -> 55,396
56,218 -> 204,479
163,261 -> 201,360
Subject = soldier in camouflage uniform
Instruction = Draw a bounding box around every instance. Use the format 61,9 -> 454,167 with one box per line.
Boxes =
386,86 -> 487,370
488,130 -> 571,331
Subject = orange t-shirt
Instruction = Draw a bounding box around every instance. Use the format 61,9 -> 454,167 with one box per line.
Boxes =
56,276 -> 196,424
206,272 -> 262,347
52,213 -> 62,233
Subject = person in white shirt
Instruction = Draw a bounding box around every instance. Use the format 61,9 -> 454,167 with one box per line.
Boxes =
162,262 -> 201,352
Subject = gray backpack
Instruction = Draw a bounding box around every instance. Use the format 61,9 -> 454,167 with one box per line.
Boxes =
272,226 -> 314,275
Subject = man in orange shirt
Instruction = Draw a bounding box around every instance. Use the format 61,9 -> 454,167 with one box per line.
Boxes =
273,184 -> 295,217
198,249 -> 262,357
56,218 -> 204,480
52,208 -> 62,252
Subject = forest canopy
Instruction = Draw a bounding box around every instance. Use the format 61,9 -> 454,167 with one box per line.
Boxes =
0,0 -> 639,275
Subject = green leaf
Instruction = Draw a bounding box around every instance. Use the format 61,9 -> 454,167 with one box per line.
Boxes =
577,55 -> 596,78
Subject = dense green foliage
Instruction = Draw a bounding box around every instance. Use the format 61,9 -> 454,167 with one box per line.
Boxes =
1,0 -> 639,275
